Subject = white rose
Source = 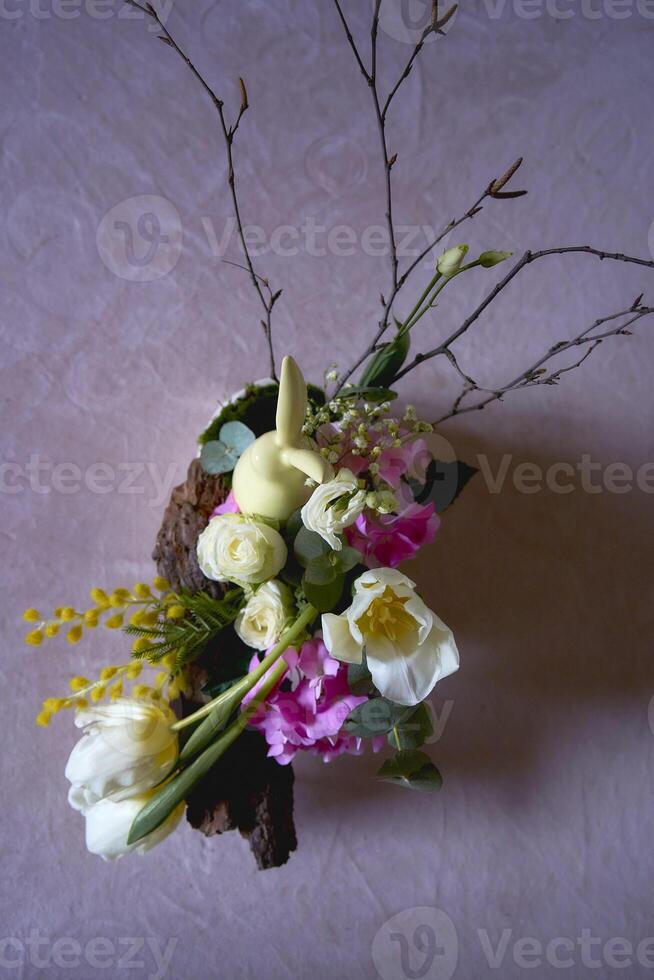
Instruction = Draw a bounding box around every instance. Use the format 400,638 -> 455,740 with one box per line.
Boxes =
322,567 -> 459,706
300,468 -> 366,550
75,794 -> 184,861
235,579 -> 295,651
65,699 -> 178,806
197,514 -> 287,585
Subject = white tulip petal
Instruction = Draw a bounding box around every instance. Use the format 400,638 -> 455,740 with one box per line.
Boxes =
354,567 -> 416,594
321,613 -> 363,664
366,619 -> 459,706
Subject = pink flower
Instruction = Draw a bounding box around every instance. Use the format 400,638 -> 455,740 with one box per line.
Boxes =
243,638 -> 384,765
346,502 -> 439,568
211,490 -> 240,518
377,438 -> 431,489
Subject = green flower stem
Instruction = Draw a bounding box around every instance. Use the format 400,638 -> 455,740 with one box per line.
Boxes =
400,270 -> 441,334
127,655 -> 289,846
170,602 -> 318,732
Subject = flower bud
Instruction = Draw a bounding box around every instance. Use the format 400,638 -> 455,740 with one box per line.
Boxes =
437,244 -> 469,277
478,250 -> 513,268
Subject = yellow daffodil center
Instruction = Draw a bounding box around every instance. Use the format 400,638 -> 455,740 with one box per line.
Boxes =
357,587 -> 416,642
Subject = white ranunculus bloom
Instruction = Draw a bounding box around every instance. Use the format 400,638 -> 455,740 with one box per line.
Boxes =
300,468 -> 366,550
235,579 -> 295,651
65,699 -> 178,805
81,794 -> 185,861
322,568 -> 459,706
197,514 -> 287,585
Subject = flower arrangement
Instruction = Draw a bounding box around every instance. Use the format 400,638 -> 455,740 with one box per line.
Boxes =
23,1 -> 653,867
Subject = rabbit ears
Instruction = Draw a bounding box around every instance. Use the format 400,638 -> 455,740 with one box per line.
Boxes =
276,355 -> 308,445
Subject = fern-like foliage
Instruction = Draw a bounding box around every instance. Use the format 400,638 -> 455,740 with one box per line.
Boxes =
124,588 -> 243,672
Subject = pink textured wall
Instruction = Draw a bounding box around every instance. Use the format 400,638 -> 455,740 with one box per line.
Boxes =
2,1 -> 653,978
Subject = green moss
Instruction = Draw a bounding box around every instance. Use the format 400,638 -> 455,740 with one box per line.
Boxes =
198,381 -> 326,445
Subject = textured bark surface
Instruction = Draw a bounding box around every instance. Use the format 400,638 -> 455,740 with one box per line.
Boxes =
153,457 -> 297,869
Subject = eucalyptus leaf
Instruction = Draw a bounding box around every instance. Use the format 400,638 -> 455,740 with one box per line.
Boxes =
219,420 -> 255,455
302,572 -> 344,613
387,702 -> 434,750
337,546 -> 363,573
199,421 -> 255,476
343,697 -> 413,737
304,555 -> 339,586
285,508 -> 304,541
347,658 -> 374,696
200,440 -> 239,475
294,526 -> 332,567
377,750 -> 443,791
407,458 -> 477,512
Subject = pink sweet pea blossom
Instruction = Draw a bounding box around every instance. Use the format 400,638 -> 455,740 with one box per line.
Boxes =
211,490 -> 240,517
243,638 -> 384,765
346,502 -> 439,568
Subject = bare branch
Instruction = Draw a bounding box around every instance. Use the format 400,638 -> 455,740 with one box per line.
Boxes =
395,245 -> 654,381
125,0 -> 278,380
433,304 -> 654,423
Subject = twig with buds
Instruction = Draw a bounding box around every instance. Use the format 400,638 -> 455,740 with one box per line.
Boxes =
124,0 -> 279,381
432,300 -> 654,423
331,1 -> 526,393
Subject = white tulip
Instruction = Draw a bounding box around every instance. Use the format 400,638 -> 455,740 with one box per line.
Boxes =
234,579 -> 295,651
65,699 -> 178,805
301,468 -> 366,550
81,794 -> 185,861
322,568 -> 459,706
197,514 -> 287,585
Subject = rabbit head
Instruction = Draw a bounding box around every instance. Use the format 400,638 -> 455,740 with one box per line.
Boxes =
232,356 -> 333,519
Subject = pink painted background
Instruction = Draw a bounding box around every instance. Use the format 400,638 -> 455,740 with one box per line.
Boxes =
2,1 -> 654,978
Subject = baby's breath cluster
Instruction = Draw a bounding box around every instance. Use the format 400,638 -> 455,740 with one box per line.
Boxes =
305,394 -> 433,489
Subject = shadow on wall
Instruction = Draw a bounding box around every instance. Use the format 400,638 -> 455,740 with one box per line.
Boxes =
297,427 -> 654,811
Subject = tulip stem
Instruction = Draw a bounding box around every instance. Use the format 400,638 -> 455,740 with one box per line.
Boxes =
170,603 -> 318,732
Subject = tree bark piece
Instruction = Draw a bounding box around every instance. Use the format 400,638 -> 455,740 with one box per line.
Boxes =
152,457 -> 297,869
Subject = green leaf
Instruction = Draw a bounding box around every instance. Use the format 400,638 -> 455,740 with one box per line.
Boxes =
219,420 -> 255,455
285,508 -> 304,541
293,526 -> 331,567
343,697 -> 413,737
302,572 -> 344,612
387,702 -> 434,750
336,546 -> 363,573
304,555 -> 339,586
347,657 -> 374,696
376,750 -> 443,791
127,726 -> 239,845
200,439 -> 239,475
358,329 -> 410,389
333,386 -> 398,404
179,679 -> 251,762
407,458 -> 477,512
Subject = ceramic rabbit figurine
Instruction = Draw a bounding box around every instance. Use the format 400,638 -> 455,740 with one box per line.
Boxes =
232,355 -> 333,520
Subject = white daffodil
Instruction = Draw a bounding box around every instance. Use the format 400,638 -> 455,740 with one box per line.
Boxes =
72,793 -> 185,861
235,579 -> 295,651
65,699 -> 178,806
322,568 -> 459,706
197,514 -> 287,585
301,468 -> 366,550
